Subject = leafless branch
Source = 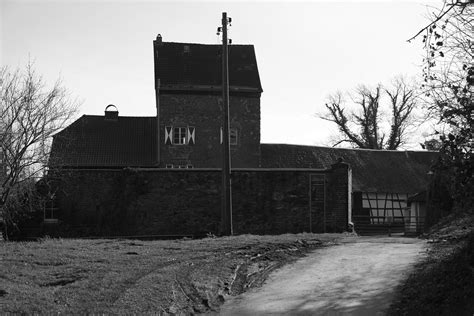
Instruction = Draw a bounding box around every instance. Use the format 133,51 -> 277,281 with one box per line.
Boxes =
319,78 -> 421,150
407,1 -> 455,43
0,63 -> 79,237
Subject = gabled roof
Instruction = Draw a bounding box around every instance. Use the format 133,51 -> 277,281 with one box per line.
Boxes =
50,115 -> 157,168
154,40 -> 263,93
261,143 -> 439,194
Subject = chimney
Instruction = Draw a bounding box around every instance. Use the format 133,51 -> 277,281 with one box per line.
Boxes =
156,34 -> 162,45
104,104 -> 119,121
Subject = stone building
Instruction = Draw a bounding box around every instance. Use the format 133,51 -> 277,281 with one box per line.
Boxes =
50,36 -> 263,169
154,36 -> 262,168
45,36 -> 437,237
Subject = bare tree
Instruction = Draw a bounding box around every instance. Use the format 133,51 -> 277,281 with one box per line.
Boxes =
0,64 -> 78,239
385,78 -> 419,149
415,1 -> 473,120
320,78 -> 420,150
408,0 -> 473,208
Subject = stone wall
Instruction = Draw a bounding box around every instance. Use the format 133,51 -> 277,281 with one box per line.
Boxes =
159,93 -> 261,168
325,162 -> 351,232
51,166 -> 349,237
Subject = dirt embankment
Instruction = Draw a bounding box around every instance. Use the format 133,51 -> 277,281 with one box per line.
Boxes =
389,213 -> 474,315
171,237 -> 331,313
0,233 -> 347,314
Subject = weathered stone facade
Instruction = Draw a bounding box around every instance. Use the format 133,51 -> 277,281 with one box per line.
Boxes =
158,93 -> 261,168
42,39 -> 355,238
50,165 -> 349,237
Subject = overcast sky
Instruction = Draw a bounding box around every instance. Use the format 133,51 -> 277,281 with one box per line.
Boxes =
1,0 -> 440,148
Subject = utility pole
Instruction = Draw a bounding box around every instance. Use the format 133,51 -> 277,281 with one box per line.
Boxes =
218,12 -> 233,235
153,35 -> 162,167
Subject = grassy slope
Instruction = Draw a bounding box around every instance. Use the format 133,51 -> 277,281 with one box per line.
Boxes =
0,233 -> 347,314
389,213 -> 474,316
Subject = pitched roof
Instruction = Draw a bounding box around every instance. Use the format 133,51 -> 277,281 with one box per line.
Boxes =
261,143 -> 439,194
154,41 -> 263,93
50,115 -> 157,168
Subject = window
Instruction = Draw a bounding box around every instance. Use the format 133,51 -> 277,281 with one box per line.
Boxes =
173,127 -> 187,145
165,126 -> 195,145
230,129 -> 238,145
165,163 -> 193,168
220,127 -> 238,145
43,197 -> 59,224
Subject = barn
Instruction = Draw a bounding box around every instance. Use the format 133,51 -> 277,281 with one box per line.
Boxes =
260,144 -> 438,234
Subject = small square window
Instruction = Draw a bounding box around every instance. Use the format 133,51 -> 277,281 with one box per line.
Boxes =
173,127 -> 187,145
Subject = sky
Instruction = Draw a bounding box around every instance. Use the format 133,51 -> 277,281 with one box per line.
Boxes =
1,0 -> 440,148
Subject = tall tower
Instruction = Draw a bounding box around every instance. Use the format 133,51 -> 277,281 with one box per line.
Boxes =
153,36 -> 263,168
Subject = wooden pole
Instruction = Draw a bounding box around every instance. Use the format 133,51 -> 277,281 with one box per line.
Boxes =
153,35 -> 162,166
221,12 -> 233,235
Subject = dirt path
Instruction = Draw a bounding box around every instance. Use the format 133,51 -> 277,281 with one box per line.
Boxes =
219,237 -> 427,315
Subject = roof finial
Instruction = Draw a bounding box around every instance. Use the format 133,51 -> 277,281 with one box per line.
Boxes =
156,34 -> 162,45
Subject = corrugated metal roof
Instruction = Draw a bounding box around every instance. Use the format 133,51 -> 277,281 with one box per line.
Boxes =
261,143 -> 439,194
50,115 -> 157,168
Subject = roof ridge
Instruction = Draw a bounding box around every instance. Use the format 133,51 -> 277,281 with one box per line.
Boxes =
82,115 -> 157,119
162,41 -> 254,47
261,143 -> 438,153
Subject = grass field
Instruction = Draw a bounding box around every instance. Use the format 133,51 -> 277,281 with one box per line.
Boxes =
0,233 -> 348,314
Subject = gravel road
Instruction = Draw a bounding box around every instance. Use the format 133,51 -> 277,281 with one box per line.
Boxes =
220,237 -> 427,315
